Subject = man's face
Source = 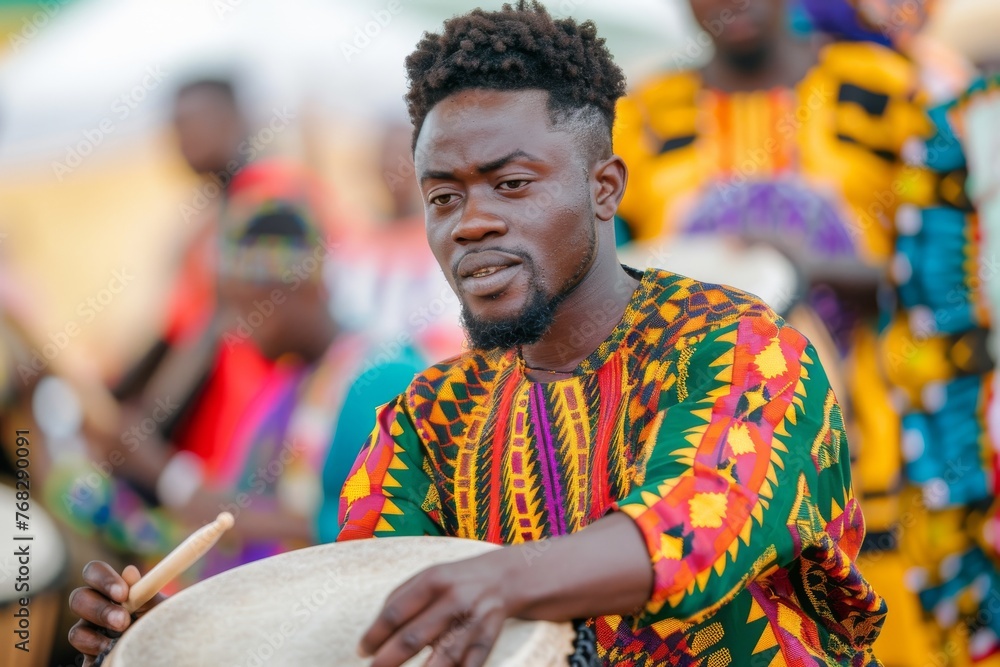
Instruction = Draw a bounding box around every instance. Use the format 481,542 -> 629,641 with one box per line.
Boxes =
173,88 -> 243,174
218,277 -> 323,360
688,0 -> 783,61
414,89 -> 599,350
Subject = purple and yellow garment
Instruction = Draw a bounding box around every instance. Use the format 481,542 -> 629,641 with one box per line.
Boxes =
339,268 -> 885,666
614,41 -> 926,264
801,0 -> 935,48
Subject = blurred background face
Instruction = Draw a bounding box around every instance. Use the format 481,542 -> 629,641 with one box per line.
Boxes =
688,0 -> 785,65
173,86 -> 246,174
218,278 -> 327,361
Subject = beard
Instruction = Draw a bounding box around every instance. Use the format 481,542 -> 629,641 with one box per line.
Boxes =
459,223 -> 597,352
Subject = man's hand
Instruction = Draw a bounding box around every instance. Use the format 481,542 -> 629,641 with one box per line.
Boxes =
358,514 -> 654,667
68,561 -> 166,666
359,548 -> 516,667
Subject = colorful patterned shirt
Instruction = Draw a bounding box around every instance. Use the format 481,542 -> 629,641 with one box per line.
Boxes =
339,268 -> 886,666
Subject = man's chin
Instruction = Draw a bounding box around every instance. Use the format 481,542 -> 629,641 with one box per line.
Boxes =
458,292 -> 530,325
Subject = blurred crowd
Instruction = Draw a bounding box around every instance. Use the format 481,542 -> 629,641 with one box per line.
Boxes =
1,0 -> 999,664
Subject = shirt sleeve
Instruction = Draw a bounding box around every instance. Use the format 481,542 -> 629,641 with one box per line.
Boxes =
315,350 -> 425,543
614,311 -> 855,623
337,394 -> 444,541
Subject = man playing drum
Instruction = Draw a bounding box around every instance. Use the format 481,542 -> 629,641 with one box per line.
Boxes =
68,2 -> 886,665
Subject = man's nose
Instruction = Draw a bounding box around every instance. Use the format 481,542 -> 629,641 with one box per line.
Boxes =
451,190 -> 508,244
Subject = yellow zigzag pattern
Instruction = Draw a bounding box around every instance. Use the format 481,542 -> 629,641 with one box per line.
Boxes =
504,387 -> 545,542
552,382 -> 592,532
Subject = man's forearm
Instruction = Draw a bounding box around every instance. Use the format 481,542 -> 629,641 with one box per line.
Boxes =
501,511 -> 654,622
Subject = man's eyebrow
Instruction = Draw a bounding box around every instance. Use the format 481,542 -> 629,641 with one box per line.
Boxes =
476,149 -> 540,174
419,149 -> 542,182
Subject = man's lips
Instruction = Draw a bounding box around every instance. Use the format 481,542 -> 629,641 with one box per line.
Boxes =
455,251 -> 524,298
456,251 -> 523,278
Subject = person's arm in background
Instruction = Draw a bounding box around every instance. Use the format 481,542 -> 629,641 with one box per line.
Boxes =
315,345 -> 426,543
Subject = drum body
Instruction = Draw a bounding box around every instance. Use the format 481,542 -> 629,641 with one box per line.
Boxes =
0,483 -> 68,667
107,536 -> 574,666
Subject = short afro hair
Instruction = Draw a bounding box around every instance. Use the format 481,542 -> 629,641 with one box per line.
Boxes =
404,1 -> 627,157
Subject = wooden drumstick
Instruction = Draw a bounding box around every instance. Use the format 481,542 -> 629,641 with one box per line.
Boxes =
123,512 -> 235,613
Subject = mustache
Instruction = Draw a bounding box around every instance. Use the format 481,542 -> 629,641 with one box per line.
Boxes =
450,247 -> 535,282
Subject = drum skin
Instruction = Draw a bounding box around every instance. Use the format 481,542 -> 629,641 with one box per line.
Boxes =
106,536 -> 575,666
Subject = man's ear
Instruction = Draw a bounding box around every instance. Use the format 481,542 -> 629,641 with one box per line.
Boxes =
592,155 -> 627,223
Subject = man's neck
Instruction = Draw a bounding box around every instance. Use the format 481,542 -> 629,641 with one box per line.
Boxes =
520,254 -> 640,374
701,34 -> 820,93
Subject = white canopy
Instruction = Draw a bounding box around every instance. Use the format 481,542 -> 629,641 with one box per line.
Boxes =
0,0 -> 699,167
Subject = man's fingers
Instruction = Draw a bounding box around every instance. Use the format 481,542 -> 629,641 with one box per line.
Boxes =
67,619 -> 115,656
69,587 -> 131,633
121,564 -> 141,586
360,571 -> 440,658
369,598 -> 459,667
81,561 -> 129,603
459,613 -> 504,667
424,606 -> 504,667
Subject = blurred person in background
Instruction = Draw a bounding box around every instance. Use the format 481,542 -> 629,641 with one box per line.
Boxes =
106,77 -> 275,508
614,1 -> 931,661
196,174 -> 424,571
856,0 -> 1000,663
806,2 -> 1000,664
51,164 -> 421,590
330,120 -> 466,368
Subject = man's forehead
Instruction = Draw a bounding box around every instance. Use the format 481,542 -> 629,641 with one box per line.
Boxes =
414,89 -> 561,169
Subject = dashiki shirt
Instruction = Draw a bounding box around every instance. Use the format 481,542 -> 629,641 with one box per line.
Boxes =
339,268 -> 886,666
614,32 -> 929,665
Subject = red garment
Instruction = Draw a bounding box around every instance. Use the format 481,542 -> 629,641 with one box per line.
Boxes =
170,340 -> 273,468
161,159 -> 335,465
160,213 -> 274,466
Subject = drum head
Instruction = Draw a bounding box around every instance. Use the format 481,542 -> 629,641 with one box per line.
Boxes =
106,536 -> 574,666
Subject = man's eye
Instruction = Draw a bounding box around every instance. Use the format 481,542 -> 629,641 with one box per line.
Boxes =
499,180 -> 528,190
430,193 -> 455,206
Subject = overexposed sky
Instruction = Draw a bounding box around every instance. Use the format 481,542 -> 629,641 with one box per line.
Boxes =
0,0 -> 701,165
